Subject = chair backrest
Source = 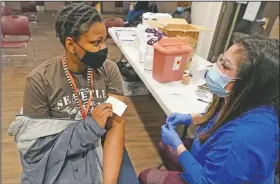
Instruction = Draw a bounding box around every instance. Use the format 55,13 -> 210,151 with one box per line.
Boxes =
1,15 -> 31,37
1,6 -> 13,16
20,1 -> 37,13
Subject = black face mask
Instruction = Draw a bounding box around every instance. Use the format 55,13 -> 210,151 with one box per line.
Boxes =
74,41 -> 108,70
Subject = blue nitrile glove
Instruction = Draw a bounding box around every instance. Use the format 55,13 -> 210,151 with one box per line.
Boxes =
161,125 -> 183,152
166,113 -> 192,128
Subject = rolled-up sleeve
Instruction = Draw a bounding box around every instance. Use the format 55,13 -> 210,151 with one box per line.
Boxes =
104,60 -> 124,96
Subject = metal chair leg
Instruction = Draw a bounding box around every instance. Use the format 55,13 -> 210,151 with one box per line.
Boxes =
36,22 -> 40,31
25,43 -> 28,61
35,14 -> 40,31
31,21 -> 39,32
4,48 -> 10,63
30,38 -> 36,70
4,48 -> 12,67
2,48 -> 9,71
2,46 -> 29,67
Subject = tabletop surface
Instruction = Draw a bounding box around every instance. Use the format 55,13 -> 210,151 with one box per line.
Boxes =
109,27 -> 212,115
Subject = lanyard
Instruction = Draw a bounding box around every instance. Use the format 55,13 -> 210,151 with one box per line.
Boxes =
61,55 -> 94,120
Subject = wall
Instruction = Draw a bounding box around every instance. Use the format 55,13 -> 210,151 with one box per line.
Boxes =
44,2 -> 64,11
5,1 -> 21,9
101,2 -> 119,13
5,1 -> 64,11
5,1 -> 177,13
191,2 -> 223,59
155,2 -> 177,14
102,2 -> 177,14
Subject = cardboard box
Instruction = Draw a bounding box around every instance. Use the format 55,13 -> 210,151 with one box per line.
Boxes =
177,1 -> 192,7
147,20 -> 210,49
148,19 -> 211,70
147,18 -> 189,27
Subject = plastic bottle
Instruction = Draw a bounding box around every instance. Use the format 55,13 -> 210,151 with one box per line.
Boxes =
144,39 -> 158,71
137,24 -> 147,63
139,45 -> 146,63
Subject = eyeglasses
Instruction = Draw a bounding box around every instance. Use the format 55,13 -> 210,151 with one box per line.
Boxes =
216,54 -> 238,72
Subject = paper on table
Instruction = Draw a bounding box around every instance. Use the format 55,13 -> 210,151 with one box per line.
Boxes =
164,84 -> 199,99
105,96 -> 127,117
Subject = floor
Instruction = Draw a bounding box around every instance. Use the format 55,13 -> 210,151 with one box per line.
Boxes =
1,12 -> 166,183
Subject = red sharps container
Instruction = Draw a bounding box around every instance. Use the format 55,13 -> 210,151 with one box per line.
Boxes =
152,37 -> 193,83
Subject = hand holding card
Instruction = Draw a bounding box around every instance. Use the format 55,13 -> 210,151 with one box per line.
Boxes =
105,96 -> 127,117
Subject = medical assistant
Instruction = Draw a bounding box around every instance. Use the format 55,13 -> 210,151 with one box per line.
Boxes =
178,105 -> 279,184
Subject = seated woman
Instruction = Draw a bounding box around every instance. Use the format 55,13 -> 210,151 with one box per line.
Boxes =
139,35 -> 279,184
8,3 -> 139,184
125,1 -> 149,24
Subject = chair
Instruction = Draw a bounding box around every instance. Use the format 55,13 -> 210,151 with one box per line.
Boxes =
1,6 -> 13,16
20,1 -> 39,31
104,18 -> 124,38
157,138 -> 280,183
1,15 -> 36,67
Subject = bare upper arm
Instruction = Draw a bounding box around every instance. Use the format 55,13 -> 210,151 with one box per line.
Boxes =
103,60 -> 125,127
107,93 -> 125,128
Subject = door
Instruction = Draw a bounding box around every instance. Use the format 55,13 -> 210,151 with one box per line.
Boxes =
207,2 -> 236,62
262,2 -> 280,37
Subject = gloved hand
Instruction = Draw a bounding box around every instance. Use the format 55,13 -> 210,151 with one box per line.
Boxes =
161,125 -> 183,152
166,113 -> 192,128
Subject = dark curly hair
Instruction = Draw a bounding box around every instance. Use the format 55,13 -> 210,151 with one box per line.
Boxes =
55,2 -> 102,46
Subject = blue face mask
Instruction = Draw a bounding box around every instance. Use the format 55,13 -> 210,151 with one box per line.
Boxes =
205,65 -> 238,97
177,7 -> 184,13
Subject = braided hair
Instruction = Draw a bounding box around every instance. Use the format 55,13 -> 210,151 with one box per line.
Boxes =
55,3 -> 102,47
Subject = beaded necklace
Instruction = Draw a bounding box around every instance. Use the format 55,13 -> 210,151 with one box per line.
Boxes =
61,55 -> 94,119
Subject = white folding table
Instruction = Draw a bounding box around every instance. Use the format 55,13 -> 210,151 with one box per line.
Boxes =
109,27 -> 212,117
